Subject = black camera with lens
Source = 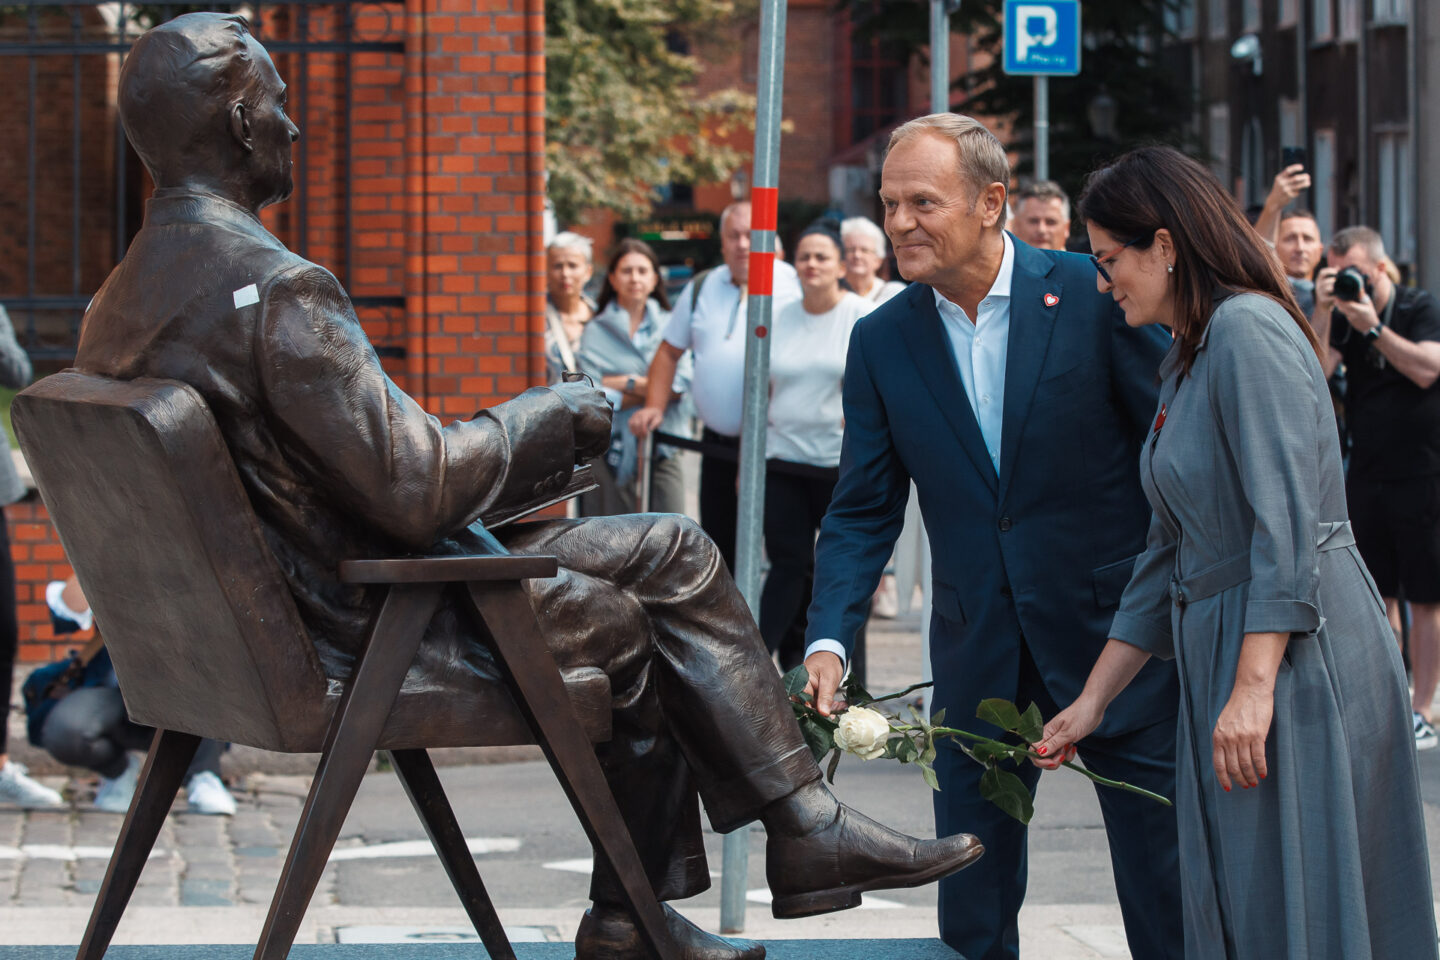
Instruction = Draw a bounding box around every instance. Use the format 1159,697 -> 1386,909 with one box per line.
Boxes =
1333,265 -> 1372,303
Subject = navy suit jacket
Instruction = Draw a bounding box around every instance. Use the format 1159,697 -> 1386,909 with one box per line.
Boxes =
808,236 -> 1179,739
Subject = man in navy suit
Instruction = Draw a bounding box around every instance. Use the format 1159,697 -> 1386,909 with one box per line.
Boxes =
804,114 -> 1183,959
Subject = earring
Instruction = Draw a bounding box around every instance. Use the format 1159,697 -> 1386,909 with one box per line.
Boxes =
1167,264 -> 1174,273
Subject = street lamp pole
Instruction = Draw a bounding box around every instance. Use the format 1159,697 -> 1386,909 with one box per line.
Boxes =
721,0 -> 787,933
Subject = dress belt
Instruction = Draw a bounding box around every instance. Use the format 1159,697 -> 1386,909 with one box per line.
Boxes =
1169,520 -> 1356,608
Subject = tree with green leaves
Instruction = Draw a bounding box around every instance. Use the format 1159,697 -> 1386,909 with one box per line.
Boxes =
545,0 -> 755,226
842,0 -> 1197,212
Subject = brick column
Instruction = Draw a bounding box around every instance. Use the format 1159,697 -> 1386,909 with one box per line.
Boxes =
404,0 -> 547,416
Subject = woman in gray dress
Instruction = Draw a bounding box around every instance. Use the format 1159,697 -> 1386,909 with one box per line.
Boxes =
1035,146 -> 1437,959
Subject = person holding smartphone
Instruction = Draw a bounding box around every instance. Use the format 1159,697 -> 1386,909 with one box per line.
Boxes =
1253,148 -> 1312,249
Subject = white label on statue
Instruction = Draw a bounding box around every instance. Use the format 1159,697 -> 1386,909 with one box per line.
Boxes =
233,284 -> 260,309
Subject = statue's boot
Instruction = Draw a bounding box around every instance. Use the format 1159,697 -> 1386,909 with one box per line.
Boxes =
764,803 -> 983,919
574,902 -> 765,960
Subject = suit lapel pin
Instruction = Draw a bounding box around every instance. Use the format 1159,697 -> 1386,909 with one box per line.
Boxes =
1043,293 -> 1059,308
1153,403 -> 1167,432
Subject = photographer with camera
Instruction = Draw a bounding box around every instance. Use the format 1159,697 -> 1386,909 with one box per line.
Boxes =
1316,225 -> 1440,750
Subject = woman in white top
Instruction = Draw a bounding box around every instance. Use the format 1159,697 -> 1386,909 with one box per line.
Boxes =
841,216 -> 906,306
761,220 -> 873,674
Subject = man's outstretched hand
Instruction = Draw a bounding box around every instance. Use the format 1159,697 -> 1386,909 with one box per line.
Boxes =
803,650 -> 846,717
552,380 -> 613,462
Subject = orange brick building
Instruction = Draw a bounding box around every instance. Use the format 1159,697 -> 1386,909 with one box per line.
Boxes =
4,0 -> 549,661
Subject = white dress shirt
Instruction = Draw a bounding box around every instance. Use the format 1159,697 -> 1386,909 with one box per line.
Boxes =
662,262 -> 802,437
805,234 -> 1015,668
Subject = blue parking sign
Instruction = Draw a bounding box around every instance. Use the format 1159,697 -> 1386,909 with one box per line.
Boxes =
1003,0 -> 1081,76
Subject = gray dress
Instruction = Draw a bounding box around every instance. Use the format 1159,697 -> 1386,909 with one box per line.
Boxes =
1110,293 -> 1438,959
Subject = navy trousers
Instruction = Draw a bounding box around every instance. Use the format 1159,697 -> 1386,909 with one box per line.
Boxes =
933,647 -> 1183,960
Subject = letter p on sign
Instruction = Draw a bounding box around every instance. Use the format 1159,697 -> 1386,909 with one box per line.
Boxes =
1015,5 -> 1058,61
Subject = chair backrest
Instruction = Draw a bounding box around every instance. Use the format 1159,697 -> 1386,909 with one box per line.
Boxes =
13,371 -> 329,751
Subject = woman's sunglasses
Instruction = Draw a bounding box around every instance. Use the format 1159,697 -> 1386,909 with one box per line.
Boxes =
1089,233 -> 1153,284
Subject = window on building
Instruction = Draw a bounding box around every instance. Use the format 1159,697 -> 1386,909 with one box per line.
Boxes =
1313,0 -> 1333,41
1313,129 -> 1336,238
1165,0 -> 1198,39
1377,131 -> 1415,264
1374,0 -> 1409,24
1209,0 -> 1227,39
1243,0 -> 1262,32
1339,0 -> 1360,40
1279,0 -> 1299,27
838,22 -> 909,146
1209,103 -> 1231,186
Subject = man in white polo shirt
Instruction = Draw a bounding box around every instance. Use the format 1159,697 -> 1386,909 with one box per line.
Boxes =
631,200 -> 801,569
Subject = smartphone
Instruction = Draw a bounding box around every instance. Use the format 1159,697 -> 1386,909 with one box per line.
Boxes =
1281,145 -> 1307,170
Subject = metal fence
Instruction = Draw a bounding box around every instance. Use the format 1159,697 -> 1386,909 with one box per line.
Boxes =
0,0 -> 406,367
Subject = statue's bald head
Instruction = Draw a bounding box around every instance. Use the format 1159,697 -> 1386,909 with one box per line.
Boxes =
119,13 -> 264,184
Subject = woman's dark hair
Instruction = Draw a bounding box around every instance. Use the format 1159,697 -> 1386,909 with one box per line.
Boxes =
596,238 -> 671,314
1079,146 -> 1320,376
797,217 -> 844,258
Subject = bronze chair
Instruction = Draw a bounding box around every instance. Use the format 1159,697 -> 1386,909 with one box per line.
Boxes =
13,371 -> 678,960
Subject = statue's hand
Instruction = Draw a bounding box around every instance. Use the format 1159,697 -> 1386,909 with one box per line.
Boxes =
553,381 -> 613,461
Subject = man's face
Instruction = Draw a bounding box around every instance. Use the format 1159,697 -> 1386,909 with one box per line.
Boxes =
1275,215 -> 1323,280
880,133 -> 1000,286
1013,197 -> 1070,251
246,43 -> 300,207
721,203 -> 752,284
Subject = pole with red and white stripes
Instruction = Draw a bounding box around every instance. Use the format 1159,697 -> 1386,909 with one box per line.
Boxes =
721,0 -> 787,935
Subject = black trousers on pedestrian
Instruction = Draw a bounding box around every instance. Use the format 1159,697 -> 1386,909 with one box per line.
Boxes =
40,686 -> 223,782
759,461 -> 866,681
698,427 -> 740,572
0,512 -> 18,757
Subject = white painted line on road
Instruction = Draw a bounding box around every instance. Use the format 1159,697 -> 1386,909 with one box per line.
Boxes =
0,845 -> 167,861
744,888 -> 905,910
328,837 -> 521,862
543,857 -> 721,879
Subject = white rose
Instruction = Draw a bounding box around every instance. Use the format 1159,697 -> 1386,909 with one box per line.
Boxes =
834,706 -> 892,761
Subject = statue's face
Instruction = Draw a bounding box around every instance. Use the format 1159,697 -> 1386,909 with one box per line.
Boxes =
245,41 -> 300,207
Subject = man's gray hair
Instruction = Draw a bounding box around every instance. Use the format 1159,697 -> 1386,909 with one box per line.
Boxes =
1016,180 -> 1071,221
840,216 -> 887,258
1330,225 -> 1386,264
719,201 -> 752,235
887,113 -> 1011,228
547,231 -> 593,262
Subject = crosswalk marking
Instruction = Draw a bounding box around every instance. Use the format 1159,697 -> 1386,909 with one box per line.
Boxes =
0,844 -> 166,861
328,837 -> 521,861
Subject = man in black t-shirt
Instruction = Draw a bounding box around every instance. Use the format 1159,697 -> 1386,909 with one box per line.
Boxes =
1315,225 -> 1440,750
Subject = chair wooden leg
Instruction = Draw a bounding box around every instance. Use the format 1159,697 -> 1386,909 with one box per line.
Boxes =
389,749 -> 516,960
77,728 -> 201,960
254,584 -> 443,960
467,582 -> 678,960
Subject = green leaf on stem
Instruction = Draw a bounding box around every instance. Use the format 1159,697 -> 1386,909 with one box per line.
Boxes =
979,766 -> 1035,824
930,708 -> 946,728
919,762 -> 941,791
976,698 -> 1024,732
1017,702 -> 1045,744
965,739 -> 1013,765
783,664 -> 811,698
799,715 -> 835,764
843,675 -> 875,705
895,736 -> 919,763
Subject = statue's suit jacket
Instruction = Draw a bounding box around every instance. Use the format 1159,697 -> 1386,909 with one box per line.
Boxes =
76,191 -> 578,676
808,236 -> 1179,737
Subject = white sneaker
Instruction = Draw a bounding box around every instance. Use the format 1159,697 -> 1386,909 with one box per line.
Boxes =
93,753 -> 142,813
1414,712 -> 1437,752
0,759 -> 64,808
185,771 -> 237,816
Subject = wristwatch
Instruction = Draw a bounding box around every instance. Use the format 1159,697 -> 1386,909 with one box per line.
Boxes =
1364,323 -> 1383,343
626,375 -> 637,393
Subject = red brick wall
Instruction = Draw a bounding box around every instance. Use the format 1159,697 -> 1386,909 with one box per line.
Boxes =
12,0 -> 547,661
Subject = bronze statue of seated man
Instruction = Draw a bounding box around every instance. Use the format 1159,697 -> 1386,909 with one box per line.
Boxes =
76,13 -> 982,959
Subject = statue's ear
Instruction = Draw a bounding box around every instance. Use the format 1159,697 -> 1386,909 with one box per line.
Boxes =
229,101 -> 253,154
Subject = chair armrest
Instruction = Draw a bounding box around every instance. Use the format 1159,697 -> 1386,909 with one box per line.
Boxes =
338,556 -> 560,584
